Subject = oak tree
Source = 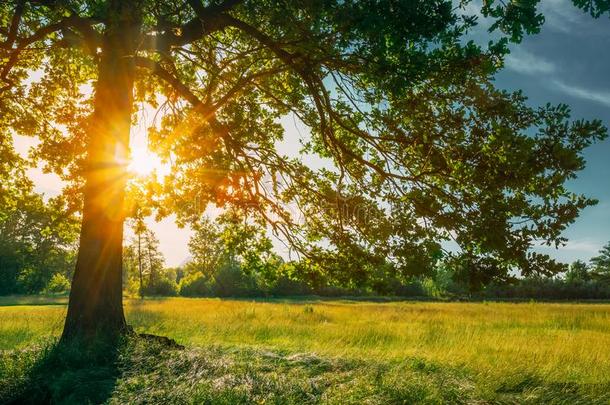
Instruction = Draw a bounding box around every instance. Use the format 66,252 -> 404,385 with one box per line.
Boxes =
1,0 -> 608,339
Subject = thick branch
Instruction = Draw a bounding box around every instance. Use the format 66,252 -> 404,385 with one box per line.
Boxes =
188,0 -> 244,16
134,56 -> 286,120
134,57 -> 203,106
220,14 -> 299,66
6,1 -> 26,48
141,0 -> 243,51
220,15 -> 424,185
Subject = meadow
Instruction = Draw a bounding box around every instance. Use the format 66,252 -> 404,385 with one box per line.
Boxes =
2,297 -> 610,403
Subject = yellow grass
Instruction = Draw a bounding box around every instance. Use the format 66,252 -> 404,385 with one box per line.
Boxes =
2,297 -> 609,384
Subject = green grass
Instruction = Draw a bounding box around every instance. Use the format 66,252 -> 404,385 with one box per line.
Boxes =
2,297 -> 610,403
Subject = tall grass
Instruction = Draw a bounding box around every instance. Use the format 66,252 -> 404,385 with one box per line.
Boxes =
1,297 -> 610,385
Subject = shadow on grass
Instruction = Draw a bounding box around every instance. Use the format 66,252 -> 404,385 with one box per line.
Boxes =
0,337 -> 122,405
2,335 -> 610,404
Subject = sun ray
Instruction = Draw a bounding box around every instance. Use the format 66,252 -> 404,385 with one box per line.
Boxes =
128,146 -> 170,178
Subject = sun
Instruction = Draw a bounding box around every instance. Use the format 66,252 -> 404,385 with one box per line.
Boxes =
127,147 -> 169,177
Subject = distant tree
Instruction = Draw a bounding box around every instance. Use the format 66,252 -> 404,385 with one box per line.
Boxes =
188,217 -> 224,277
187,211 -> 281,289
143,229 -> 164,286
124,220 -> 166,296
1,0 -> 608,339
132,217 -> 146,297
566,260 -> 591,283
44,273 -> 71,294
0,137 -> 29,293
591,243 -> 610,283
0,145 -> 79,295
217,210 -> 281,280
122,244 -> 139,293
178,268 -> 211,296
123,221 -> 141,296
164,267 -> 183,284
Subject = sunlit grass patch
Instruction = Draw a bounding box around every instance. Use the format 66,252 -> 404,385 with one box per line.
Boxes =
1,297 -> 610,402
2,337 -> 608,404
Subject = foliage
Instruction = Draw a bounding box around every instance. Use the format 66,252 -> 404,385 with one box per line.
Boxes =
591,242 -> 610,282
423,258 -> 610,300
566,260 -> 592,283
43,273 -> 71,295
142,230 -> 165,286
123,223 -> 169,297
1,0 -> 608,289
188,211 -> 283,279
188,217 -> 224,277
140,276 -> 178,297
269,275 -> 312,297
210,262 -> 260,297
0,132 -> 79,295
178,271 -> 211,297
0,189 -> 79,295
481,277 -> 610,300
183,212 -> 285,297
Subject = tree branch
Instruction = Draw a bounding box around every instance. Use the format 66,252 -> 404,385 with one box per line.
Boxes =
141,0 -> 243,52
133,55 -> 287,121
5,0 -> 26,48
1,15 -> 101,90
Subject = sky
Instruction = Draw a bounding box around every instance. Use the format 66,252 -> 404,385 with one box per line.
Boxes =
11,0 -> 610,267
493,1 -> 610,263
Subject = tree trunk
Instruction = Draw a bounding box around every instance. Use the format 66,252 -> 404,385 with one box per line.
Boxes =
147,232 -> 155,285
61,1 -> 141,341
138,231 -> 143,299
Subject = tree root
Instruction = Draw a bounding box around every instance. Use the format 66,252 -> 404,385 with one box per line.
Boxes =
137,332 -> 184,349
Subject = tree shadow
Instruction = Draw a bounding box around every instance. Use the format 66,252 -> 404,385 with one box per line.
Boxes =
1,337 -> 123,405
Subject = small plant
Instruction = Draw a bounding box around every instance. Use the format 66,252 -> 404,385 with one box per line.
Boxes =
43,274 -> 71,295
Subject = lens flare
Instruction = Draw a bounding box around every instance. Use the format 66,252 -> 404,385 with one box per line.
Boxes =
127,147 -> 169,177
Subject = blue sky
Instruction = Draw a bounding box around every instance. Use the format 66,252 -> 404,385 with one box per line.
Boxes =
13,0 -> 610,267
491,1 -> 610,263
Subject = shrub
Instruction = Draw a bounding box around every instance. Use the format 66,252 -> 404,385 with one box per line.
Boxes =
179,273 -> 211,297
391,280 -> 427,297
43,273 -> 71,295
211,264 -> 262,297
270,276 -> 312,296
141,277 -> 178,296
16,267 -> 49,294
481,277 -> 610,300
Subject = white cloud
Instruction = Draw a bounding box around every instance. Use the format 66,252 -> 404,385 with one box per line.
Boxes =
534,239 -> 602,263
552,80 -> 610,107
535,239 -> 600,253
505,48 -> 556,75
539,0 -> 581,32
562,239 -> 601,253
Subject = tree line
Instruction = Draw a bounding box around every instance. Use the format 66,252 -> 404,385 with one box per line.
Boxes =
3,189 -> 609,300
0,138 -> 79,295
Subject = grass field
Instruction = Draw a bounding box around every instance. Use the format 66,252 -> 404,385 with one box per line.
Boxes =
2,297 -> 610,403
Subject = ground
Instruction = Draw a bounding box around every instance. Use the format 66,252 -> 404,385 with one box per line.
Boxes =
1,297 -> 609,404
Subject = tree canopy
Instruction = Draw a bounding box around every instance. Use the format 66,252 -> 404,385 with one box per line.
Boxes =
1,0 -> 608,294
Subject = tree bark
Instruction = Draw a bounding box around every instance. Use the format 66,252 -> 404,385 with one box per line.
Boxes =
61,1 -> 141,341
